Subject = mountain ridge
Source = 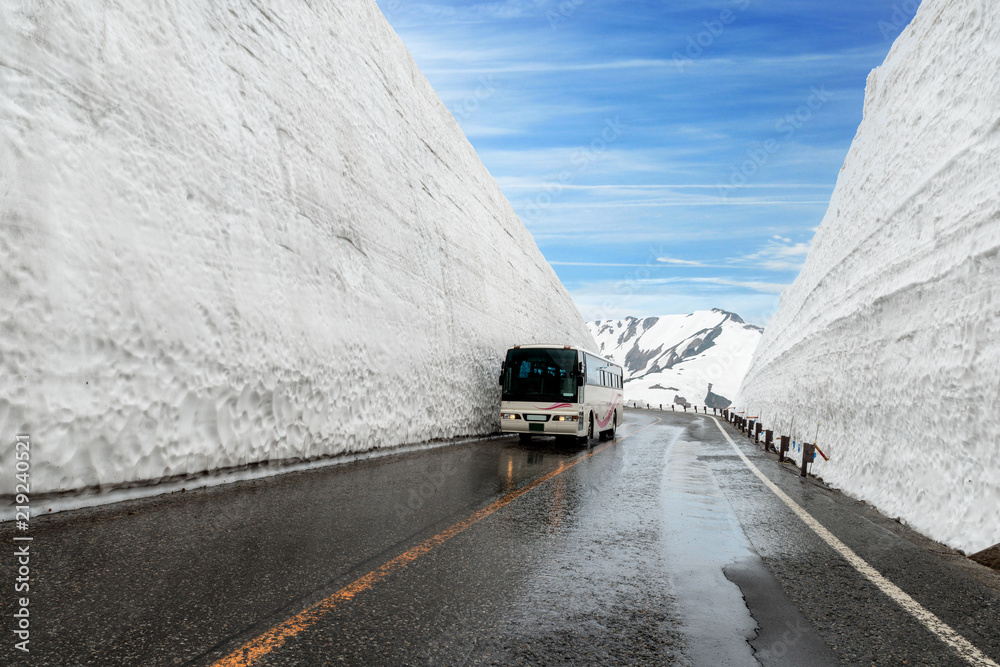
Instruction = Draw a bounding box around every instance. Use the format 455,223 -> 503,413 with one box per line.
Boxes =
589,309 -> 762,409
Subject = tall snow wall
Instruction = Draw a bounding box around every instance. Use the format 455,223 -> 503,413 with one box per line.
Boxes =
0,0 -> 594,496
735,0 -> 1000,554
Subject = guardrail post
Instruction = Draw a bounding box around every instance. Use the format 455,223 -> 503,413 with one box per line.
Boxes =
754,422 -> 762,444
764,429 -> 773,453
801,442 -> 815,477
779,436 -> 789,463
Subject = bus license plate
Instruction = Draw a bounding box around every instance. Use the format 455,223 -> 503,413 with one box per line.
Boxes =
529,423 -> 544,432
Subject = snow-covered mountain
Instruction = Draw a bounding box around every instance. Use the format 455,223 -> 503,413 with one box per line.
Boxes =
589,310 -> 762,410
0,0 -> 593,498
735,0 -> 999,554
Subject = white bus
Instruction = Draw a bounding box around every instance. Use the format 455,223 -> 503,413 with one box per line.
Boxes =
498,344 -> 624,443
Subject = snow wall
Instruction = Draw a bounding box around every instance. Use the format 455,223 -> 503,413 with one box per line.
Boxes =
0,0 -> 594,496
735,0 -> 1000,555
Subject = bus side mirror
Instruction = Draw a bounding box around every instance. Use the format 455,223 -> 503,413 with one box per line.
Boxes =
576,375 -> 584,387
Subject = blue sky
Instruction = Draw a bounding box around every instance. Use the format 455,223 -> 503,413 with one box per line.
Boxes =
374,0 -> 921,326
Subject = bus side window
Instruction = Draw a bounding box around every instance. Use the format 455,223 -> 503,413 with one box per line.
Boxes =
586,355 -> 601,385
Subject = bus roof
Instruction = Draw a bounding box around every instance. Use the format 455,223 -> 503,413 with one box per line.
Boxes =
505,344 -> 620,369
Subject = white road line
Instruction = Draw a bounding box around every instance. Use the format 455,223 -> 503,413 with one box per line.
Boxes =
710,417 -> 999,667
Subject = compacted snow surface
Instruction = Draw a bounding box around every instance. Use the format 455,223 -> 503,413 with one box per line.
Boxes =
589,310 -> 761,411
735,0 -> 1000,554
0,0 -> 593,498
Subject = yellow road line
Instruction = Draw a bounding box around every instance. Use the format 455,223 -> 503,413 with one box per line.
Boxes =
210,418 -> 662,667
710,416 -> 998,667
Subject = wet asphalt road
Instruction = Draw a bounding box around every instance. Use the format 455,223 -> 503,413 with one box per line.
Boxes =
2,410 -> 1000,666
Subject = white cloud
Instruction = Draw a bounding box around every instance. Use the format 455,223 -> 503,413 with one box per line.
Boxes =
633,277 -> 789,294
548,199 -> 830,208
687,277 -> 789,294
569,282 -> 783,327
549,261 -> 665,267
728,238 -> 813,272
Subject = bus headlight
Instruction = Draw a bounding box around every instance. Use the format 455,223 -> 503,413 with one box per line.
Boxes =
501,413 -> 521,420
552,415 -> 578,421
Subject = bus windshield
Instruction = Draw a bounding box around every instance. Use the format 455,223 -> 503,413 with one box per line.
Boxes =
502,348 -> 579,403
